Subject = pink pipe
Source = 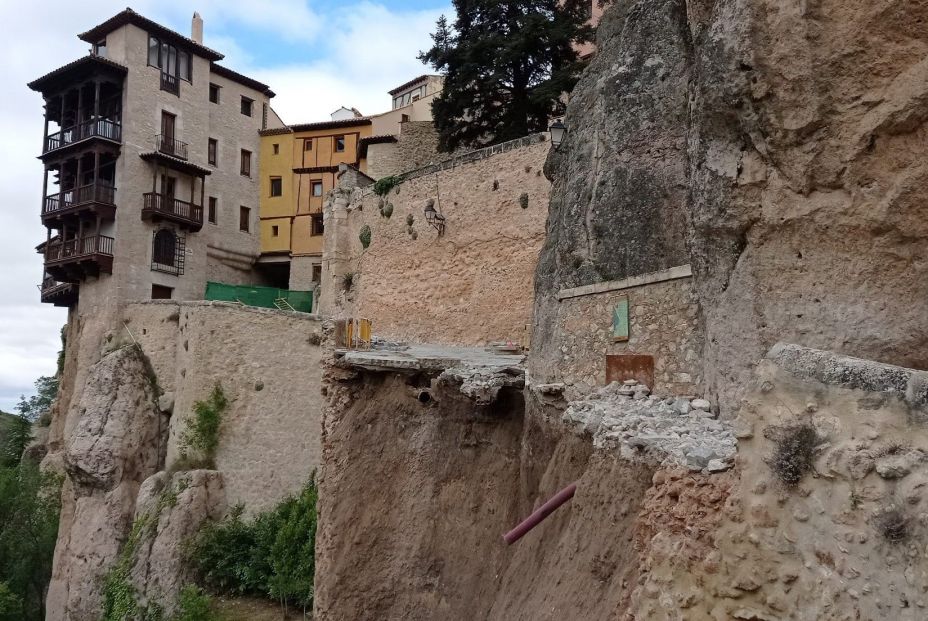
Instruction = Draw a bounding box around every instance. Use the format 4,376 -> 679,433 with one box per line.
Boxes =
503,483 -> 578,545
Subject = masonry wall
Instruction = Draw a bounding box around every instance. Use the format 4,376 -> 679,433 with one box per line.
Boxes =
552,271 -> 702,397
324,134 -> 551,347
124,301 -> 323,511
365,121 -> 441,179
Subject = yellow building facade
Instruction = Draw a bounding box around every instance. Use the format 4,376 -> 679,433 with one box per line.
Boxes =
258,118 -> 372,287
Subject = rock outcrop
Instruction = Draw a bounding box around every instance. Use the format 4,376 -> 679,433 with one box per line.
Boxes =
535,0 -> 928,413
47,345 -> 164,621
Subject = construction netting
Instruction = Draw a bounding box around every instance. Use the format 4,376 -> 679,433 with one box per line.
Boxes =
204,282 -> 314,313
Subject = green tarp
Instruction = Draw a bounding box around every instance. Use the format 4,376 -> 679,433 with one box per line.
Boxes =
205,282 -> 313,314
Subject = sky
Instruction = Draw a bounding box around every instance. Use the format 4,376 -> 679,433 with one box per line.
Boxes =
0,0 -> 450,413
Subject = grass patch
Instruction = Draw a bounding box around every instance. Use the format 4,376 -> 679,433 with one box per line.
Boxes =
177,386 -> 228,471
764,421 -> 824,486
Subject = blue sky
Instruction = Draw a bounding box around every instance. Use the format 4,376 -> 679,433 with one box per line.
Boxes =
0,0 -> 450,412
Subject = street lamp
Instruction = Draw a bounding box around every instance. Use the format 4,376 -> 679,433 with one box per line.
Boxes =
549,119 -> 566,150
424,200 -> 446,236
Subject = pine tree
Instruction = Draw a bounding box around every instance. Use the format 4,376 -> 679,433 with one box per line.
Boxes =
419,0 -> 594,152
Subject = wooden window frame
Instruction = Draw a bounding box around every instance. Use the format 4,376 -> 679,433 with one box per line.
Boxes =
334,135 -> 346,152
240,149 -> 251,177
208,196 -> 217,224
207,138 -> 218,166
239,206 -> 251,232
209,83 -> 221,104
311,180 -> 323,197
270,177 -> 282,197
240,96 -> 254,117
271,225 -> 280,237
310,214 -> 324,236
304,138 -> 313,151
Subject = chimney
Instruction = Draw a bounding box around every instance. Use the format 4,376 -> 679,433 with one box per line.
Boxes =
192,12 -> 203,44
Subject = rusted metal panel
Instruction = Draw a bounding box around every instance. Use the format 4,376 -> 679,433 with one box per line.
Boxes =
606,354 -> 654,388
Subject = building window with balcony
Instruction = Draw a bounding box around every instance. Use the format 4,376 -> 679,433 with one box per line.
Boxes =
311,214 -> 324,236
209,83 -> 220,104
311,180 -> 323,197
240,206 -> 251,232
334,135 -> 346,152
208,196 -> 217,224
208,138 -> 218,166
270,177 -> 282,197
240,149 -> 251,176
148,35 -> 192,95
241,96 -> 253,117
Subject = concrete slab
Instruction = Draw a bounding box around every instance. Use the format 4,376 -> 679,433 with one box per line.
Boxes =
336,344 -> 526,374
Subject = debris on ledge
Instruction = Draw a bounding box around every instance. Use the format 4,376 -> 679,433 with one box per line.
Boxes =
335,343 -> 525,404
562,381 -> 738,473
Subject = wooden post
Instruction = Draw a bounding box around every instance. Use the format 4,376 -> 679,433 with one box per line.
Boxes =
76,84 -> 84,137
93,80 -> 101,121
75,154 -> 83,193
41,167 -> 48,212
93,148 -> 100,194
43,103 -> 50,152
200,175 -> 205,209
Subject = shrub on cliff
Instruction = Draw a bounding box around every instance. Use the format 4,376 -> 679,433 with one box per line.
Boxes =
178,385 -> 228,470
186,477 -> 318,616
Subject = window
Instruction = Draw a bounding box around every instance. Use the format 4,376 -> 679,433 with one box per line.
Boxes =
304,139 -> 313,151
241,96 -> 253,117
334,136 -> 345,152
311,214 -> 324,236
240,149 -> 251,176
147,35 -> 191,82
151,284 -> 173,300
94,39 -> 107,57
208,138 -> 218,166
270,177 -> 282,197
311,181 -> 323,197
311,264 -> 322,282
208,197 -> 217,224
160,112 -> 176,151
271,225 -> 280,237
273,143 -> 280,155
239,206 -> 251,232
209,83 -> 220,104
151,228 -> 185,275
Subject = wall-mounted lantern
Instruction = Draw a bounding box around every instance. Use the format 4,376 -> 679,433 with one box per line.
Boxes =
549,119 -> 566,150
424,201 -> 446,236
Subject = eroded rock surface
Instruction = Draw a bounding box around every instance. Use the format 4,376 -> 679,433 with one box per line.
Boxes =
47,345 -> 164,621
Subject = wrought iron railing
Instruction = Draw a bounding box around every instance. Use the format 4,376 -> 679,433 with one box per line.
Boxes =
160,72 -> 179,96
156,134 -> 188,160
43,118 -> 121,153
42,183 -> 116,215
44,234 -> 114,263
142,192 -> 203,226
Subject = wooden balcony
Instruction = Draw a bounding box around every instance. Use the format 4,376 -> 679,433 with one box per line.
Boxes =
142,192 -> 203,231
156,134 -> 188,160
41,182 -> 116,225
43,118 -> 121,155
160,72 -> 179,96
39,277 -> 78,307
44,234 -> 114,281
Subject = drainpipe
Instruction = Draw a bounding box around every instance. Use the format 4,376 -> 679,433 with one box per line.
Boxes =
503,482 -> 577,545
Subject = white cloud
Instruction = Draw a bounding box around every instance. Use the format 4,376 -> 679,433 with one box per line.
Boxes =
0,0 -> 447,410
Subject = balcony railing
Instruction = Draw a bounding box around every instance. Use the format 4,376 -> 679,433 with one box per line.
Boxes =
43,183 -> 116,216
44,234 -> 114,263
142,192 -> 203,230
44,118 -> 122,153
39,277 -> 78,306
156,134 -> 188,160
160,72 -> 179,96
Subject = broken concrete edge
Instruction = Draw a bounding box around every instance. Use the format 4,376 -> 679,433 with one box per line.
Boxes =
768,343 -> 928,412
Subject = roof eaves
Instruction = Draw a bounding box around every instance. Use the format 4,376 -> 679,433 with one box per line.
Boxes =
78,9 -> 224,62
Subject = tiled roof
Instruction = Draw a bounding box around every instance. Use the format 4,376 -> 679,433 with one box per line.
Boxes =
289,118 -> 372,132
357,134 -> 397,158
388,74 -> 441,96
293,165 -> 340,174
211,63 -> 275,98
78,8 -> 224,61
28,55 -> 128,93
139,151 -> 212,176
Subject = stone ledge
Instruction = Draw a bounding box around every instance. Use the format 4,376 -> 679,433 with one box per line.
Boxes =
768,343 -> 928,412
124,299 -> 322,322
557,265 -> 693,300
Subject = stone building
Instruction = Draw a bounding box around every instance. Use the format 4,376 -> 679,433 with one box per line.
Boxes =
257,113 -> 373,290
29,9 -> 279,310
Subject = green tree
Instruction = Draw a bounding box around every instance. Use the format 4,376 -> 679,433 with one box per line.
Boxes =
1,415 -> 31,468
0,461 -> 62,621
419,0 -> 594,152
15,376 -> 59,423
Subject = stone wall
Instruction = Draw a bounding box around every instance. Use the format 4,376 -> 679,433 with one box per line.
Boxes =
323,135 -> 551,347
124,301 -> 323,512
553,269 -> 701,397
366,121 -> 442,179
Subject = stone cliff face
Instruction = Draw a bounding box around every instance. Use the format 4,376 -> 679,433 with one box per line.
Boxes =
535,0 -> 928,411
